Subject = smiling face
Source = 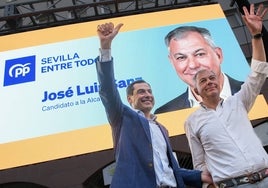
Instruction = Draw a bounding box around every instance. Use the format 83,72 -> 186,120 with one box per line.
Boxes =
194,69 -> 220,101
127,82 -> 155,115
168,31 -> 223,88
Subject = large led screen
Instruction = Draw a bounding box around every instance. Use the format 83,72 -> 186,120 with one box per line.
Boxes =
0,4 -> 267,170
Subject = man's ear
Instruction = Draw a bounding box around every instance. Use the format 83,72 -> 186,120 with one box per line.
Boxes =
127,95 -> 132,105
194,88 -> 199,95
214,47 -> 223,64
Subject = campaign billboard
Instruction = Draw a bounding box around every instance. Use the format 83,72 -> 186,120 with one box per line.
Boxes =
0,3 -> 267,170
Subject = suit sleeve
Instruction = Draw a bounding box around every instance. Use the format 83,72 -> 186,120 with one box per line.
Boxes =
95,57 -> 124,131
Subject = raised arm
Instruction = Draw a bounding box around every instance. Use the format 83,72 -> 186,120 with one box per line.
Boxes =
236,4 -> 268,111
95,22 -> 124,130
242,4 -> 268,62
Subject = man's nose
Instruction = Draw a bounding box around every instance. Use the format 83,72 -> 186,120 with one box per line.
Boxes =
145,91 -> 153,97
188,57 -> 200,69
206,80 -> 213,85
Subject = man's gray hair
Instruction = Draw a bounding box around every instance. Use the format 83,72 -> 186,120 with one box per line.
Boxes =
165,26 -> 217,49
193,69 -> 216,87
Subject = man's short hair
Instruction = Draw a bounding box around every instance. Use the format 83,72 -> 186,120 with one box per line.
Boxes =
164,25 -> 216,49
126,80 -> 150,96
193,69 -> 216,87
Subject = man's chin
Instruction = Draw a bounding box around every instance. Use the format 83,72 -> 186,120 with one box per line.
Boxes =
209,92 -> 219,97
143,106 -> 153,111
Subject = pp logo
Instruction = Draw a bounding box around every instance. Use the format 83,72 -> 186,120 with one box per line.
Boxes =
4,55 -> 36,86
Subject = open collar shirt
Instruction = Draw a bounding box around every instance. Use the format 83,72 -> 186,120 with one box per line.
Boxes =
184,59 -> 268,182
135,110 -> 177,187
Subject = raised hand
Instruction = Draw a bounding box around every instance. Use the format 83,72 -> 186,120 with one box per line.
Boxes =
97,22 -> 124,49
242,4 -> 268,35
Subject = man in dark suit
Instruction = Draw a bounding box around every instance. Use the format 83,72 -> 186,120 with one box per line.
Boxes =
95,22 -> 213,188
154,26 -> 244,114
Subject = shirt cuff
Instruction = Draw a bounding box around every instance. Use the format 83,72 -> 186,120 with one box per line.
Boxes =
99,48 -> 111,62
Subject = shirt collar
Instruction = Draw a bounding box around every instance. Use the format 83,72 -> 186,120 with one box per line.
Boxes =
133,109 -> 157,121
220,73 -> 232,99
200,98 -> 224,110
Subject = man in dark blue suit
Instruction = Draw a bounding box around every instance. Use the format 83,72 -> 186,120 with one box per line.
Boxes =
154,26 -> 244,114
95,22 -> 213,188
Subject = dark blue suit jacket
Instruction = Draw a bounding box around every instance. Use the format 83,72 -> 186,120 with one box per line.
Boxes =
96,58 -> 202,188
154,75 -> 244,114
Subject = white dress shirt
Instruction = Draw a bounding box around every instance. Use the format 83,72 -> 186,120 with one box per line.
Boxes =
185,59 -> 268,182
137,110 -> 177,187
